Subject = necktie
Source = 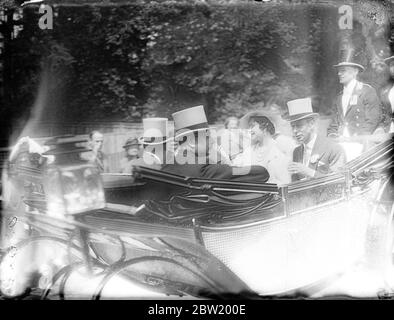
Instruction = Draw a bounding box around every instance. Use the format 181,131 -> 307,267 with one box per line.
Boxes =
303,145 -> 311,166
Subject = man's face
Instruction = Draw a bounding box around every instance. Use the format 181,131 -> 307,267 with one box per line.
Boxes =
126,146 -> 139,157
291,118 -> 315,144
337,66 -> 358,85
91,132 -> 104,152
227,119 -> 239,130
249,121 -> 264,144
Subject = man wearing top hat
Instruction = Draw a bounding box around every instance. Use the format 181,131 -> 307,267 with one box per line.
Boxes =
327,50 -> 382,137
162,105 -> 270,182
286,98 -> 346,182
380,55 -> 394,133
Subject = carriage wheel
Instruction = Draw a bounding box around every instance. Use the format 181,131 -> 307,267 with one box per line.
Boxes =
0,236 -> 82,299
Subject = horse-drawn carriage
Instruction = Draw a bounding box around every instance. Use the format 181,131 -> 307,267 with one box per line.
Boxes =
0,134 -> 393,299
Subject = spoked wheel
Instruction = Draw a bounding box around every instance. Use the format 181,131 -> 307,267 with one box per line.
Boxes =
0,236 -> 82,299
91,254 -> 223,300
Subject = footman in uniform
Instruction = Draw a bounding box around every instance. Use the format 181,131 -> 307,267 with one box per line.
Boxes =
82,130 -> 109,173
327,50 -> 383,137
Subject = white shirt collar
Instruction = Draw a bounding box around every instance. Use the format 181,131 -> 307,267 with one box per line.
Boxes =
343,79 -> 358,93
304,133 -> 317,150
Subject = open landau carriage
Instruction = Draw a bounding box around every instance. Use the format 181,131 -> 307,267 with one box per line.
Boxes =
0,134 -> 393,299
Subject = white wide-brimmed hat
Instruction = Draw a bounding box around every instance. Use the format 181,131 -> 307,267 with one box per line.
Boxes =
172,105 -> 211,140
140,117 -> 170,145
284,97 -> 319,122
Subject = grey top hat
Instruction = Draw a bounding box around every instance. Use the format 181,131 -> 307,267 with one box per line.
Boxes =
172,105 -> 212,140
284,97 -> 319,122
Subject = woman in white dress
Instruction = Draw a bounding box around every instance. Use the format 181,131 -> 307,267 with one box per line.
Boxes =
232,114 -> 292,186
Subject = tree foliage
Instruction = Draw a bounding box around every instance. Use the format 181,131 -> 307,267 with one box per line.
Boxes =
1,0 -> 391,126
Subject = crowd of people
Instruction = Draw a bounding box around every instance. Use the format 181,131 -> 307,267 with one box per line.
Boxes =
84,53 -> 393,187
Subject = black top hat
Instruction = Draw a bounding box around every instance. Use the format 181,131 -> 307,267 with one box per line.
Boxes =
333,48 -> 365,71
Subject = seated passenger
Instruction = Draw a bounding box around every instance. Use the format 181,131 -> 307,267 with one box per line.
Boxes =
120,137 -> 141,173
232,114 -> 291,186
239,107 -> 297,160
162,105 -> 270,183
285,98 -> 346,182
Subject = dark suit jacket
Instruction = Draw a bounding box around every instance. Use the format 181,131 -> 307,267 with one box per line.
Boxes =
291,135 -> 346,182
327,81 -> 382,136
162,163 -> 270,183
379,81 -> 394,132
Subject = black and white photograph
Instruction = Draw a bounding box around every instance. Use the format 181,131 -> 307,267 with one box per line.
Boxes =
0,0 -> 393,304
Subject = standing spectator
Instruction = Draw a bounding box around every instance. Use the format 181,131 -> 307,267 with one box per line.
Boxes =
83,130 -> 109,173
120,137 -> 140,173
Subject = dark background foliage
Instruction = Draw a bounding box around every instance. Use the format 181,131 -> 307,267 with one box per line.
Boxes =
0,0 -> 392,142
